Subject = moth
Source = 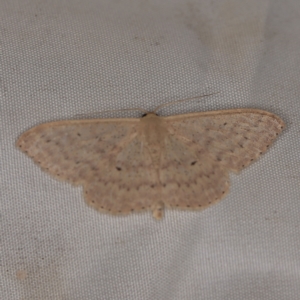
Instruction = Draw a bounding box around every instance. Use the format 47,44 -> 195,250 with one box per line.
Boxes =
17,106 -> 284,220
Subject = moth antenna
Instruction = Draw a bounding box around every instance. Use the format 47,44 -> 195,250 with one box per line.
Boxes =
76,107 -> 149,118
153,92 -> 220,114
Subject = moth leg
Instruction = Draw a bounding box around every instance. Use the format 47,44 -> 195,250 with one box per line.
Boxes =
151,201 -> 164,220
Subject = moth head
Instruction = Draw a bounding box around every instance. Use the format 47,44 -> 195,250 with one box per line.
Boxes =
142,112 -> 158,118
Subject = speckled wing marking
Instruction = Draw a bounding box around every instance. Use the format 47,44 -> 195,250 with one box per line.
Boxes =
160,135 -> 229,210
17,119 -> 160,216
165,109 -> 285,173
84,136 -> 160,217
159,109 -> 284,211
17,108 -> 284,220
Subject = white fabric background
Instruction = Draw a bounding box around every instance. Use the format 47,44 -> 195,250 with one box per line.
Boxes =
1,0 -> 300,299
